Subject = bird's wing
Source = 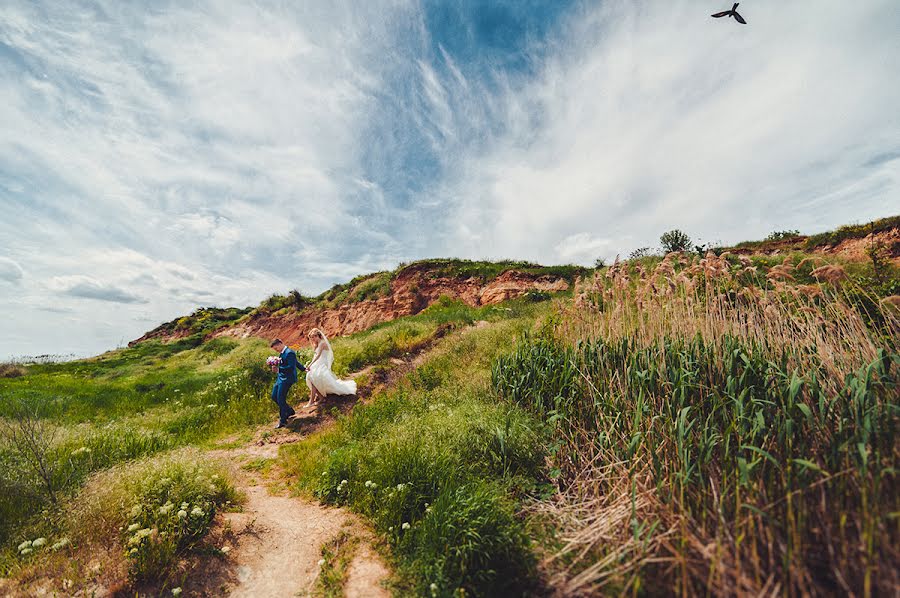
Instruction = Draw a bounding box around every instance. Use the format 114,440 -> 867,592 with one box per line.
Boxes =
733,2 -> 739,9
733,11 -> 747,24
711,11 -> 731,18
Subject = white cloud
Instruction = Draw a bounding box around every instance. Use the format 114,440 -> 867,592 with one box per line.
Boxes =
0,257 -> 24,283
50,275 -> 147,304
427,0 -> 900,261
1,0 -> 899,359
554,233 -> 614,262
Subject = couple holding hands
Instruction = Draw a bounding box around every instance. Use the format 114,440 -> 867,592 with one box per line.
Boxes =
269,328 -> 357,428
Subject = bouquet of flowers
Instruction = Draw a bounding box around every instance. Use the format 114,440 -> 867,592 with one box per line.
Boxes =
266,356 -> 281,372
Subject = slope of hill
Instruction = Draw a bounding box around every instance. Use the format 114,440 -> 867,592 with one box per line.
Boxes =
1,219 -> 898,596
131,259 -> 588,347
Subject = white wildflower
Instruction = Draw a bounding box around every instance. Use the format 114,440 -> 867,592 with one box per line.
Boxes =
401,522 -> 410,530
17,540 -> 31,551
317,558 -> 325,567
51,538 -> 70,551
172,588 -> 182,596
191,507 -> 204,517
430,582 -> 439,596
128,523 -> 140,532
129,505 -> 142,518
221,546 -> 231,554
32,537 -> 47,548
20,547 -> 32,555
159,502 -> 174,515
177,510 -> 188,519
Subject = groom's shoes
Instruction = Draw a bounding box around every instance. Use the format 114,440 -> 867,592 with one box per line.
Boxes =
275,421 -> 286,429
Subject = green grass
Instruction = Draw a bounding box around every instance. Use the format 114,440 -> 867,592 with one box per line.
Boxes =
0,296 -> 535,561
282,301 -> 555,597
313,530 -> 360,598
1,448 -> 239,591
727,214 -> 899,252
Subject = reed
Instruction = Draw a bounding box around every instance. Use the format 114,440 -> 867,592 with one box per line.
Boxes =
495,252 -> 899,596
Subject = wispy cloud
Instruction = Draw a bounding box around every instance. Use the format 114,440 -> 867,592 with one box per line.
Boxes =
1,0 -> 898,358
51,275 -> 147,304
419,0 -> 900,262
0,257 -> 24,284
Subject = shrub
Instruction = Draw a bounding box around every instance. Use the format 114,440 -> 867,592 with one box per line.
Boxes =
0,364 -> 26,378
68,449 -> 238,581
628,247 -> 654,259
766,229 -> 801,241
659,229 -> 692,253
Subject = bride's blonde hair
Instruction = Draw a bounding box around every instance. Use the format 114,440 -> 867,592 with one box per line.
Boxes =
307,328 -> 324,340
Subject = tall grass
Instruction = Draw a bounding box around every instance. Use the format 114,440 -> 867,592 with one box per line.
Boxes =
494,252 -> 899,596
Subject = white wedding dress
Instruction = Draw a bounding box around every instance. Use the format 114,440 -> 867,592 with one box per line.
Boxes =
306,338 -> 357,396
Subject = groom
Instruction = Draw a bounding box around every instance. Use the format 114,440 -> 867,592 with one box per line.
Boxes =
270,338 -> 305,429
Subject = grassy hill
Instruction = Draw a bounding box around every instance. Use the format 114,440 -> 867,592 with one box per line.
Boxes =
0,224 -> 898,596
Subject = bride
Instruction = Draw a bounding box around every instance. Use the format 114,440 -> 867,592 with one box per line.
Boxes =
304,328 -> 357,406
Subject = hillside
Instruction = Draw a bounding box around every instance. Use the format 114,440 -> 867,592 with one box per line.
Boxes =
131,259 -> 588,347
1,218 -> 898,597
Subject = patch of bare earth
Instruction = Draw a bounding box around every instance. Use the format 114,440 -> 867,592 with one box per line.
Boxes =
189,443 -> 389,597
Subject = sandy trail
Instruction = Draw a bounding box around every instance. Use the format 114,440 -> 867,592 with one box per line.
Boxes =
204,439 -> 390,598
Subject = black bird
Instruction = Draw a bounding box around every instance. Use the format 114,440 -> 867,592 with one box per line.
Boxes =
711,2 -> 747,24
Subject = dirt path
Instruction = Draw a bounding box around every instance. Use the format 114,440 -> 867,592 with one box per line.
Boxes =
189,323 -> 463,596
196,440 -> 390,598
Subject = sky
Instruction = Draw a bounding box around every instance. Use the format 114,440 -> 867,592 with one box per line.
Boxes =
1,0 -> 899,359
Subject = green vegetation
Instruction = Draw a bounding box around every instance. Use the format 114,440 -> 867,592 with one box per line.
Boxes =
283,300 -> 554,597
766,228 -> 801,241
495,251 -> 900,595
0,294 -> 534,585
1,232 -> 898,594
141,307 -> 253,340
74,450 -> 238,582
314,531 -> 361,598
660,228 -> 692,253
729,214 -> 900,253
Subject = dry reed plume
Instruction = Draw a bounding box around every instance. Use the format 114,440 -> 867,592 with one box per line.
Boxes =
501,252 -> 898,596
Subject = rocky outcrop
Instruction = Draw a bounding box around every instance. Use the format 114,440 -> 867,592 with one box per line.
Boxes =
211,267 -> 569,347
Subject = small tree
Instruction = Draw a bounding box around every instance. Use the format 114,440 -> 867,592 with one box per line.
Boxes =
866,240 -> 891,285
593,257 -> 606,269
0,399 -> 65,504
660,229 -> 692,253
288,289 -> 309,310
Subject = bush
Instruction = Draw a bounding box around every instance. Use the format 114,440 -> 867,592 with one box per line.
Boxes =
628,247 -> 654,260
660,229 -> 692,253
68,449 -> 239,581
0,364 -> 26,378
766,229 -> 801,241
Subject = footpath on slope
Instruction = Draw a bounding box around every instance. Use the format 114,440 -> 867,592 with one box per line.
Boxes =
184,322 -> 466,597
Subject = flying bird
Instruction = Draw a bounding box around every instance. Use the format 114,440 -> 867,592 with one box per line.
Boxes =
711,2 -> 747,24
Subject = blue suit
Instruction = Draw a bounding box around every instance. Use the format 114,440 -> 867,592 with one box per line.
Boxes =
271,347 -> 304,424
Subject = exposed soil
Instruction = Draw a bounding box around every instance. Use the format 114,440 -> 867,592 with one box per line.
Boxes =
186,445 -> 388,598
132,267 -> 568,347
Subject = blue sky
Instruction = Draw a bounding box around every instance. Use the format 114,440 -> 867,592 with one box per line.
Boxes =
1,0 -> 899,359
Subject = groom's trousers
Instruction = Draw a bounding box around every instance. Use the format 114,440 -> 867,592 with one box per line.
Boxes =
271,381 -> 296,424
